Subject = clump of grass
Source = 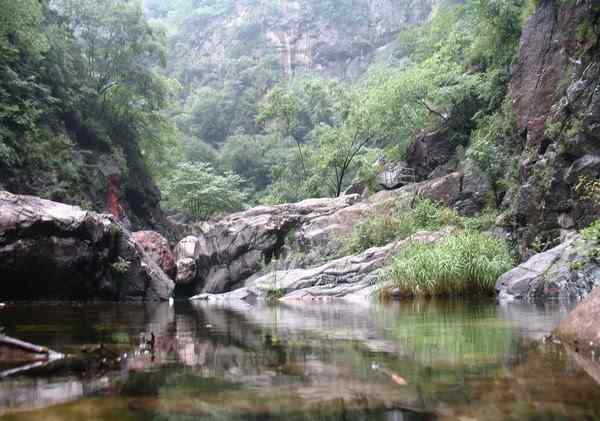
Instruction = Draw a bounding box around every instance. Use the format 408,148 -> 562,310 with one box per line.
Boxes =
346,199 -> 464,253
384,231 -> 513,297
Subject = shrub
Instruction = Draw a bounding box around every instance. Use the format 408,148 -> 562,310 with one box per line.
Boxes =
160,162 -> 247,220
384,231 -> 513,297
346,199 -> 464,253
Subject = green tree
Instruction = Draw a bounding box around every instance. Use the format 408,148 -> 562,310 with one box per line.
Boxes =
161,162 -> 247,220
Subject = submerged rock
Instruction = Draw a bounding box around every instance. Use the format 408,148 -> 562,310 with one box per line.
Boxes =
0,191 -> 174,301
555,287 -> 600,356
496,234 -> 600,302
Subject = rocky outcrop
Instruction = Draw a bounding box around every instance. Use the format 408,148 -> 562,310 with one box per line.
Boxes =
173,170 -> 492,297
0,191 -> 174,301
406,129 -> 456,180
132,231 -> 176,278
496,234 -> 600,302
191,228 -> 453,302
502,0 -> 600,253
173,195 -> 362,294
554,287 -> 600,357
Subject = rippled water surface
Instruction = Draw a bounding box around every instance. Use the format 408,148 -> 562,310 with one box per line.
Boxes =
1,299 -> 600,420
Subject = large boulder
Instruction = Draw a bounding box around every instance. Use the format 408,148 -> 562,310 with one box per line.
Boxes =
173,195 -> 361,295
554,287 -> 600,356
191,228 -> 454,302
406,129 -> 455,180
0,191 -> 174,301
496,234 -> 600,302
132,231 -> 176,278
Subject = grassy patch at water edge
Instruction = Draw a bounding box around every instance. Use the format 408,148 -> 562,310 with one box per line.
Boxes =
383,231 -> 513,297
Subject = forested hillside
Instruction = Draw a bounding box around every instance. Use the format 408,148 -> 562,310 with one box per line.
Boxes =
2,0 -> 600,257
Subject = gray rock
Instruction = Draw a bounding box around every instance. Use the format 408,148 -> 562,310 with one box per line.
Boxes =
191,228 -> 454,302
496,234 -> 600,302
175,195 -> 362,294
0,191 -> 174,301
377,161 -> 414,190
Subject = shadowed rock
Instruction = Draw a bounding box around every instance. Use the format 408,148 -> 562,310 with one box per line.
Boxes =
0,191 -> 174,301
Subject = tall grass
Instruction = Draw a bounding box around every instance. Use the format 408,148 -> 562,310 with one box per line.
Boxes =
384,231 -> 513,297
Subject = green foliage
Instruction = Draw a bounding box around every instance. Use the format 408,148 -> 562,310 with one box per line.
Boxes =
575,175 -> 600,205
111,257 -> 131,275
161,162 -> 247,220
346,199 -> 464,254
581,220 -> 600,242
385,231 -> 513,297
467,99 -> 519,206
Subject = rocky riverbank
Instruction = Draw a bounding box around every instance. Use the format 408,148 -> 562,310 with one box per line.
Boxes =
0,191 -> 174,301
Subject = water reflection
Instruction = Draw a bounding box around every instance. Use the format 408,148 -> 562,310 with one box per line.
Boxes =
0,300 -> 599,420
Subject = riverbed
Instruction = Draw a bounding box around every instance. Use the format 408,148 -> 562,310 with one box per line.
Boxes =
1,299 -> 599,420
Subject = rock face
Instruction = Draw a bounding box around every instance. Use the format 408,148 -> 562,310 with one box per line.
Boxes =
192,228 -> 453,302
496,234 -> 600,302
132,231 -> 176,278
0,191 -> 174,301
174,195 -> 362,294
406,129 -> 455,181
173,170 -> 493,297
502,0 -> 600,253
555,287 -> 600,356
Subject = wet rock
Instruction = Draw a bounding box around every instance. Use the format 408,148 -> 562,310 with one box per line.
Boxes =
0,191 -> 174,301
503,0 -> 600,251
132,231 -> 176,278
496,234 -> 600,302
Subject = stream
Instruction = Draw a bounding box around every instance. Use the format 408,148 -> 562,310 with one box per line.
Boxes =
1,299 -> 600,420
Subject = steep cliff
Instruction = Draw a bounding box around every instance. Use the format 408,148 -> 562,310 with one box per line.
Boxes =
157,0 -> 442,84
502,0 -> 600,254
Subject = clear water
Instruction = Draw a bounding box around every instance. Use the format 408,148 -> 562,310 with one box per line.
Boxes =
1,299 -> 599,420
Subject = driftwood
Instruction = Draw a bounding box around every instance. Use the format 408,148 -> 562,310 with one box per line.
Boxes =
0,335 -> 63,369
